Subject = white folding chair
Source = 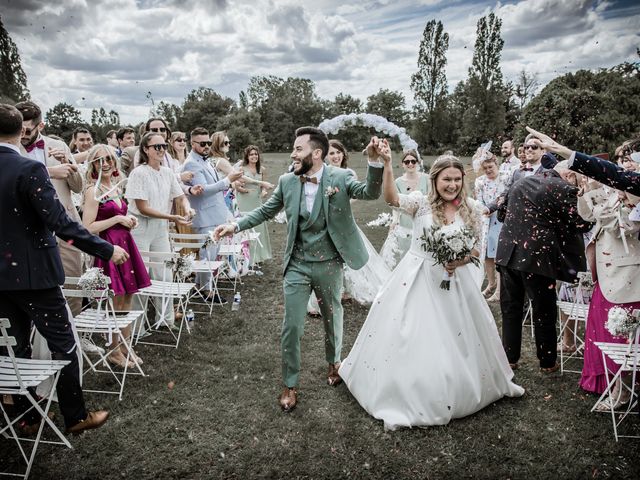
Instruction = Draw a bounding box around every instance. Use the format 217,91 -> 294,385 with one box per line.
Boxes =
0,318 -> 72,479
522,299 -> 534,338
62,278 -> 144,401
592,319 -> 640,442
135,251 -> 195,348
556,300 -> 590,374
168,232 -> 225,315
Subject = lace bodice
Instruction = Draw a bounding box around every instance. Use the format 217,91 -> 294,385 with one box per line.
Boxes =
396,193 -> 485,255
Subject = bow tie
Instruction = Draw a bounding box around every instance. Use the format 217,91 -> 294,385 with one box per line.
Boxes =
25,139 -> 45,153
521,167 -> 534,172
300,176 -> 318,184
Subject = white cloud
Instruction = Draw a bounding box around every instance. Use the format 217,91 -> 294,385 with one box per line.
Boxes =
2,0 -> 638,126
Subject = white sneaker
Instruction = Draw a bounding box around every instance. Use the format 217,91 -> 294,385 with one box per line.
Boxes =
81,338 -> 105,355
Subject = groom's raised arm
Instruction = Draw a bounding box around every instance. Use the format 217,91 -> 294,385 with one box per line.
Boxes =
345,164 -> 383,200
237,175 -> 285,231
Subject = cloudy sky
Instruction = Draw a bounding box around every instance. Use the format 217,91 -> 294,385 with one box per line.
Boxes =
2,0 -> 639,125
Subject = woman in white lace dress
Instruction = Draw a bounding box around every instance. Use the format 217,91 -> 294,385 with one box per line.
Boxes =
340,154 -> 523,430
379,150 -> 429,270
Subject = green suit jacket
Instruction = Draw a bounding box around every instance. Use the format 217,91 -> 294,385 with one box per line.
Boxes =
237,164 -> 383,273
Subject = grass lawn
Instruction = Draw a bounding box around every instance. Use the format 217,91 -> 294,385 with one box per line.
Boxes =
3,153 -> 639,479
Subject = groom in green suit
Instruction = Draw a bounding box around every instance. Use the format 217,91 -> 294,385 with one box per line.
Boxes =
214,126 -> 387,411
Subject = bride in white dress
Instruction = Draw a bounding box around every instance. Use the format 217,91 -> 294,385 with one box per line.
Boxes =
339,154 -> 523,430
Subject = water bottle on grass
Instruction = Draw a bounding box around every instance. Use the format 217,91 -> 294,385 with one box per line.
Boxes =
232,292 -> 241,311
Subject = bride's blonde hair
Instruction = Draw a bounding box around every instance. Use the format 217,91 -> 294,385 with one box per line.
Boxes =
427,155 -> 480,238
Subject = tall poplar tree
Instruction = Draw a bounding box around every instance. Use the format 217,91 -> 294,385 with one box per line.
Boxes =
0,16 -> 30,102
410,19 -> 450,150
459,12 -> 507,150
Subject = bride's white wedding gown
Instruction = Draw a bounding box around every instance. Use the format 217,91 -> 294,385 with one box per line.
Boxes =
339,193 -> 524,430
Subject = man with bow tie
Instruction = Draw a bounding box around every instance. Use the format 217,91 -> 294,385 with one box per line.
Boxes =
182,127 -> 242,304
214,127 -> 385,412
15,101 -> 85,316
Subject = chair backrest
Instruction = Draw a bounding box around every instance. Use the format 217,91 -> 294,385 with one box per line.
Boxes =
0,318 -> 24,389
168,232 -> 209,251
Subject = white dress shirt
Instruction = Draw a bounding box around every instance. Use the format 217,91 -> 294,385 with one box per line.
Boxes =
22,135 -> 46,164
303,165 -> 324,212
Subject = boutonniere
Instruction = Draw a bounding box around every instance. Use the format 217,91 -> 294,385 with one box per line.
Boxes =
325,186 -> 339,198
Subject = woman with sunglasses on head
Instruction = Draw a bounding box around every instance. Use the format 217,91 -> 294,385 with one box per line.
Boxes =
82,144 -> 151,368
234,145 -> 273,271
168,131 -> 197,241
211,131 -> 274,211
379,150 -> 429,270
125,133 -> 193,330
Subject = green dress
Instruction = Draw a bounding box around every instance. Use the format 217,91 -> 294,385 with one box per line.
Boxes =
235,169 -> 273,264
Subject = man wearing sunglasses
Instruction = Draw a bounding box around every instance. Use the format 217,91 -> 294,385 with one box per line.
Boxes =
525,126 -> 640,197
15,101 -> 85,317
183,127 -> 243,303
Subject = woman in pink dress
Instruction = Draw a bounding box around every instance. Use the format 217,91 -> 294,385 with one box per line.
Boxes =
82,144 -> 151,368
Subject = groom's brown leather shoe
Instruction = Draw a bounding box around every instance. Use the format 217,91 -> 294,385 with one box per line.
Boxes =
327,363 -> 342,386
278,387 -> 297,412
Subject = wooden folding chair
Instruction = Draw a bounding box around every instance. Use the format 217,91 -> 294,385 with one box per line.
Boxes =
0,318 -> 72,479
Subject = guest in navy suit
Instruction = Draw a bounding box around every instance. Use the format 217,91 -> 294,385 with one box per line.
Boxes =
0,104 -> 129,435
526,127 -> 640,196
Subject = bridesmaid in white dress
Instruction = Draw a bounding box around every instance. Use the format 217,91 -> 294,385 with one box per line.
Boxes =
379,151 -> 429,270
340,154 -> 523,430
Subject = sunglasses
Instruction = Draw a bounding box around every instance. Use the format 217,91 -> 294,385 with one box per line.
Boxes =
175,138 -> 186,142
23,126 -> 39,136
223,140 -> 231,146
94,155 -> 115,164
149,144 -> 168,151
403,159 -> 418,165
524,145 -> 539,151
149,127 -> 168,133
194,141 -> 212,147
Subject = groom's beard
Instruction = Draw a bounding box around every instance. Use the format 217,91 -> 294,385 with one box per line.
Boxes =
293,153 -> 313,176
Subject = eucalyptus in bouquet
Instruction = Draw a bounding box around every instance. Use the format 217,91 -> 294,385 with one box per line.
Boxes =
421,225 -> 479,290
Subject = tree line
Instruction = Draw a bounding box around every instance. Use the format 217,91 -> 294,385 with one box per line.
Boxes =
2,14 -> 639,157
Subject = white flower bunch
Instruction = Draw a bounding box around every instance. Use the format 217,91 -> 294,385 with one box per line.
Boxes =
606,307 -> 640,338
78,267 -> 110,294
421,225 -> 479,290
166,254 -> 196,280
318,113 -> 419,156
367,212 -> 393,227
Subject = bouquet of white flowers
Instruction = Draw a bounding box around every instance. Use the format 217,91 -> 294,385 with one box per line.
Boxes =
78,267 -> 110,295
421,225 -> 479,290
165,254 -> 196,280
606,307 -> 640,338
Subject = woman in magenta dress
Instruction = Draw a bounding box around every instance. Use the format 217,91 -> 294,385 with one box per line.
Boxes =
82,144 -> 151,368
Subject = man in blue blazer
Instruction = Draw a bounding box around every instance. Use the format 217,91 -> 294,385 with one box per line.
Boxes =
182,127 -> 242,302
526,126 -> 640,196
0,104 -> 129,435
